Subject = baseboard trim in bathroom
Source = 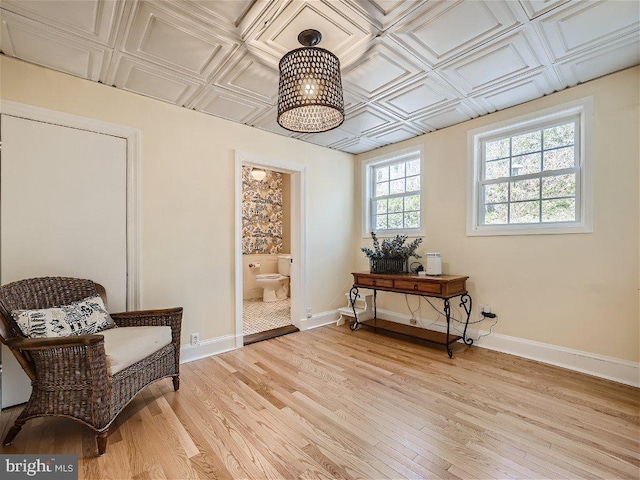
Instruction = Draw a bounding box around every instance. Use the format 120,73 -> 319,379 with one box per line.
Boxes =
243,325 -> 300,346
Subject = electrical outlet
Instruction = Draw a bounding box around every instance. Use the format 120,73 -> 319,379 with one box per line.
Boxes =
306,307 -> 312,318
409,318 -> 417,325
190,333 -> 200,346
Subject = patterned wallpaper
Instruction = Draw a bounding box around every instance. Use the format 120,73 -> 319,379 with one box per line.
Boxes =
242,167 -> 283,254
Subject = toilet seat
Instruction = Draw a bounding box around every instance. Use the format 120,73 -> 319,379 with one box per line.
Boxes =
256,274 -> 284,280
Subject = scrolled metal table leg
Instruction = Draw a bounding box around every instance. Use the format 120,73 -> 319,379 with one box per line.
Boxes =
444,298 -> 453,358
349,286 -> 360,331
459,293 -> 474,346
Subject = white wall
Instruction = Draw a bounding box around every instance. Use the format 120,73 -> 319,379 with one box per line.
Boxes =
0,56 -> 356,345
355,67 -> 640,363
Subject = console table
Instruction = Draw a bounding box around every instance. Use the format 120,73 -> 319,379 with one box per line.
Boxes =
349,272 -> 473,358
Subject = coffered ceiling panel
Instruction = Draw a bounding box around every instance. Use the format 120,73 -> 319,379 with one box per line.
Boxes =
416,100 -> 481,131
111,55 -> 202,105
1,0 -> 638,155
345,0 -> 424,32
1,0 -> 121,45
340,105 -> 398,135
535,0 -> 640,61
122,1 -> 238,80
1,11 -> 110,81
438,27 -> 554,95
342,41 -> 423,98
377,73 -> 462,117
519,0 -> 571,19
191,85 -> 269,124
214,51 -> 279,103
243,0 -> 373,68
555,33 -> 640,87
391,0 -> 528,68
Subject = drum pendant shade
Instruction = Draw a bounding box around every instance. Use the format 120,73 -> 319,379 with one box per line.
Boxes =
277,30 -> 344,133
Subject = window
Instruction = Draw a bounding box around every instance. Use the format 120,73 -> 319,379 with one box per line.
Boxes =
467,98 -> 593,236
363,148 -> 422,236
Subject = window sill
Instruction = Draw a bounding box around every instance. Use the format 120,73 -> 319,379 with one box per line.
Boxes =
467,223 -> 593,237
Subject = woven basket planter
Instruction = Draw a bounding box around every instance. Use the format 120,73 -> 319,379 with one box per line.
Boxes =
369,257 -> 407,274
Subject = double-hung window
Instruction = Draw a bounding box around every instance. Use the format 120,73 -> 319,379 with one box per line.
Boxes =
363,148 -> 423,236
467,98 -> 593,236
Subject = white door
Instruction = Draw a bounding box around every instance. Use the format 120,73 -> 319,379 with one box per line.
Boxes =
1,114 -> 128,408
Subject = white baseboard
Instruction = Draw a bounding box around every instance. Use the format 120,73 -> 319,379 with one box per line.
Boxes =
373,308 -> 639,387
180,334 -> 238,364
179,309 -> 639,388
296,310 -> 340,331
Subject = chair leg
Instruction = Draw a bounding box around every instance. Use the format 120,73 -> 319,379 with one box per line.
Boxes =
96,431 -> 109,456
172,376 -> 180,391
3,420 -> 25,445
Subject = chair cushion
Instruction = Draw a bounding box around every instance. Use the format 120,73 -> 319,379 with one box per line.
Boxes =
12,295 -> 115,338
101,326 -> 172,375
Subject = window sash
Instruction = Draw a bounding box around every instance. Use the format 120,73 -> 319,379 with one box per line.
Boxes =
369,154 -> 421,233
477,115 -> 581,227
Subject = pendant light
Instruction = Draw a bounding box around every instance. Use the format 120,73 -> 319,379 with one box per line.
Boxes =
277,29 -> 344,133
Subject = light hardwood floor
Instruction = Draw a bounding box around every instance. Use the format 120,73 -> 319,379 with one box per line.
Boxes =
1,323 -> 639,479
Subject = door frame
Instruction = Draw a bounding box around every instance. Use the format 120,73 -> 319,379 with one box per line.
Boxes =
0,100 -> 142,309
234,150 -> 307,348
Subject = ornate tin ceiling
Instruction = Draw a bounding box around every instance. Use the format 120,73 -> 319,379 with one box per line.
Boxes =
1,0 -> 638,153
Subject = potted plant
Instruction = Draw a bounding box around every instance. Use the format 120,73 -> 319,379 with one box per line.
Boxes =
361,232 -> 423,274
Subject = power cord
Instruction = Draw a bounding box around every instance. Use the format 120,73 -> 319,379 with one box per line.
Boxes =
405,295 -> 499,340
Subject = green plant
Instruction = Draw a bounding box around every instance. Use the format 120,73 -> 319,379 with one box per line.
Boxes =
361,232 -> 423,259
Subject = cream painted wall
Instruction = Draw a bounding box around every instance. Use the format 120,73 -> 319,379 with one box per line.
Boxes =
0,56 -> 355,344
355,67 -> 640,363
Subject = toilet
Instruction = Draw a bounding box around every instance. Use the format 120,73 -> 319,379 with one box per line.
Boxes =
255,255 -> 291,302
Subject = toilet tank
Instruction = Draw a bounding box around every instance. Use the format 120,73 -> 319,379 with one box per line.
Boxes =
278,255 -> 291,276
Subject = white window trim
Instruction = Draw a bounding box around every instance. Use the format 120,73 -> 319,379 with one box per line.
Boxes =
466,97 -> 594,236
362,145 -> 425,238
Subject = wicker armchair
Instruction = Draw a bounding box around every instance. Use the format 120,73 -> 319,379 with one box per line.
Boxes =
0,277 -> 183,456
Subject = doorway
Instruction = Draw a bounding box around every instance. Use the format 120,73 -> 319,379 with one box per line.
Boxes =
234,151 -> 306,347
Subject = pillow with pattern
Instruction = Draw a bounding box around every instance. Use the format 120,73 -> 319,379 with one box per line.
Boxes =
12,295 -> 116,338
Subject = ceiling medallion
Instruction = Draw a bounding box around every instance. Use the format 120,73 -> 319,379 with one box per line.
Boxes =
277,29 -> 345,133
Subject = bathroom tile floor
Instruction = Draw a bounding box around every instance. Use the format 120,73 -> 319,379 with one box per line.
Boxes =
243,297 -> 292,336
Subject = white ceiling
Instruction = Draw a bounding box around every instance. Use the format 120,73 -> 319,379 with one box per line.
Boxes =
1,0 -> 638,154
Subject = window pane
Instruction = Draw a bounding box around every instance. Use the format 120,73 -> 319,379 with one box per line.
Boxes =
406,159 -> 420,176
390,163 -> 405,179
376,166 -> 389,182
511,153 -> 541,176
376,181 -> 389,197
390,179 -> 405,195
404,211 -> 419,228
512,131 -> 541,156
406,175 -> 420,192
544,146 -> 575,171
388,197 -> 403,213
542,174 -> 576,198
510,201 -> 540,223
485,138 -> 510,160
483,183 -> 508,204
404,194 -> 420,211
388,213 -> 403,229
542,198 -> 576,222
376,199 -> 387,214
484,203 -> 508,224
510,178 -> 540,202
485,159 -> 509,180
376,215 -> 388,230
543,123 -> 574,149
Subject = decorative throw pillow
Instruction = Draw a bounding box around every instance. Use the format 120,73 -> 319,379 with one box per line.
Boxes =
12,295 -> 116,338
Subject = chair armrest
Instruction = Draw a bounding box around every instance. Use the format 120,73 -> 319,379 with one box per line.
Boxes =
110,307 -> 183,351
6,334 -> 104,351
